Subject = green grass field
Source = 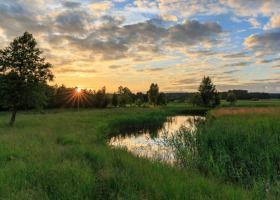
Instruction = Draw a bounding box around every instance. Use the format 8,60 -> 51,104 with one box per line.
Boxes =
0,107 -> 251,200
220,99 -> 280,107
1,99 -> 280,199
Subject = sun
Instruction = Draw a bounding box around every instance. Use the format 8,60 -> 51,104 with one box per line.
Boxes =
76,87 -> 82,93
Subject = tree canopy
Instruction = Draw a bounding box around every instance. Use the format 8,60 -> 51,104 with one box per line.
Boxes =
0,32 -> 54,125
197,76 -> 220,107
148,83 -> 159,107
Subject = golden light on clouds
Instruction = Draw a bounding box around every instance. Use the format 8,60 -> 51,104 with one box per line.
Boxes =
0,0 -> 280,92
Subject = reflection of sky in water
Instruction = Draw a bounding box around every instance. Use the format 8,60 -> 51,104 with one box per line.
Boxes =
109,116 -> 204,164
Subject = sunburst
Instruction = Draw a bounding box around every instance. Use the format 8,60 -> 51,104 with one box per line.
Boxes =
63,87 -> 92,109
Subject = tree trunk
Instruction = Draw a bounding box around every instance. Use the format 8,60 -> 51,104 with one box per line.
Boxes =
10,110 -> 17,126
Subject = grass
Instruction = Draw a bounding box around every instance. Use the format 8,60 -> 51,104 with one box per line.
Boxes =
169,107 -> 280,199
0,106 -> 251,199
221,99 -> 280,107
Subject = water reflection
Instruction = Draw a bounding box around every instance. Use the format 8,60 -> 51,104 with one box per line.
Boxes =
109,116 -> 204,164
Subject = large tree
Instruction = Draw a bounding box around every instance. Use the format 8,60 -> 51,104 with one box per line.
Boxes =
148,83 -> 159,107
0,32 -> 54,125
197,76 -> 220,107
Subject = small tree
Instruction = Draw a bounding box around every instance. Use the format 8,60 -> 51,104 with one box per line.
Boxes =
148,83 -> 159,107
198,76 -> 219,107
0,32 -> 54,125
188,93 -> 203,107
227,92 -> 237,106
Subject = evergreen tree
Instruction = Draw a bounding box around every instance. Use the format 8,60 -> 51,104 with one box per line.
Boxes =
197,76 -> 220,107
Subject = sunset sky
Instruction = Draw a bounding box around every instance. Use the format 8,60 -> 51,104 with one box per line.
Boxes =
0,0 -> 280,93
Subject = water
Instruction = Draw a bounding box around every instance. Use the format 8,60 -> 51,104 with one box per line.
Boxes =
109,115 -> 204,164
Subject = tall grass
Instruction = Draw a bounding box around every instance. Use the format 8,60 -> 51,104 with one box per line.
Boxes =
168,107 -> 280,198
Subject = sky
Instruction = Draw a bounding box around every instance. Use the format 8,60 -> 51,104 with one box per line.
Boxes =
0,0 -> 280,93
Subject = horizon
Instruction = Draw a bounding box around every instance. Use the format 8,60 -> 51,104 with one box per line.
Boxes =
0,0 -> 280,93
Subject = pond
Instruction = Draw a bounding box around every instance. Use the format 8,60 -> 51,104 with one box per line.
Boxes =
109,115 -> 204,164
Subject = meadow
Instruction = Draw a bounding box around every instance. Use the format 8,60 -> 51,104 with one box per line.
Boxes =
0,99 -> 280,199
0,106 -> 251,200
220,99 -> 280,107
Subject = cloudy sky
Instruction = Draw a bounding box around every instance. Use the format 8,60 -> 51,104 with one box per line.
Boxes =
1,0 -> 280,93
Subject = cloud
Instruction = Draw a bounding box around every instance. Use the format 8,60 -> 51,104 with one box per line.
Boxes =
157,0 -> 228,19
253,78 -> 277,82
146,67 -> 167,72
108,65 -> 123,69
168,19 -> 222,46
51,18 -> 223,61
55,10 -> 91,34
248,18 -> 261,28
258,57 -> 280,64
220,0 -> 280,16
57,68 -> 99,74
223,52 -> 248,59
0,1 -> 49,36
264,14 -> 280,30
185,50 -> 219,57
224,69 -> 241,74
244,31 -> 280,56
162,14 -> 178,22
88,1 -> 113,12
62,1 -> 81,8
175,78 -> 198,85
222,62 -> 251,68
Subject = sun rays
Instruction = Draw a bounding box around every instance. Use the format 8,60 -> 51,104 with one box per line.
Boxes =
63,87 -> 92,109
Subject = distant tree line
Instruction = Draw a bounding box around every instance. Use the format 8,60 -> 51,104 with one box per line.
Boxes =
220,90 -> 278,100
0,83 -> 168,111
166,90 -> 280,103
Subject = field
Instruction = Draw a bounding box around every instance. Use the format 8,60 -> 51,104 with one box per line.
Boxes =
0,106 -> 251,200
0,99 -> 280,199
220,99 -> 280,107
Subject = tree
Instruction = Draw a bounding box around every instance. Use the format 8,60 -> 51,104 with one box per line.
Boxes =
148,83 -> 159,107
93,86 -> 108,108
111,93 -> 118,107
198,76 -> 219,107
226,92 -> 237,106
136,92 -> 145,103
117,86 -> 133,107
157,92 -> 167,106
0,32 -> 53,125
